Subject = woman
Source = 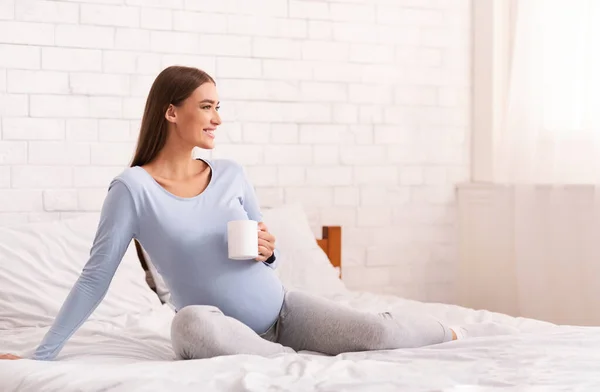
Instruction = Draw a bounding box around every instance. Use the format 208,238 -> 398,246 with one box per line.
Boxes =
1,66 -> 516,361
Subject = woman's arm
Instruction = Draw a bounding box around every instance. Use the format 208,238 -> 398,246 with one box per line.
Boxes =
239,167 -> 280,269
32,180 -> 139,360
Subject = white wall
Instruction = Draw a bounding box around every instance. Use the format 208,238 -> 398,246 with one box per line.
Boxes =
0,0 -> 471,302
457,184 -> 600,326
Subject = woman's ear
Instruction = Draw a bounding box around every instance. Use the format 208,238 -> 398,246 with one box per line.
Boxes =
165,104 -> 177,124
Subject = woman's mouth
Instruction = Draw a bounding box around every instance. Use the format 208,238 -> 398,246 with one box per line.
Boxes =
203,129 -> 215,139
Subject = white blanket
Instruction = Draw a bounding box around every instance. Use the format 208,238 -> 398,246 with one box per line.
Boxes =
2,290 -> 600,391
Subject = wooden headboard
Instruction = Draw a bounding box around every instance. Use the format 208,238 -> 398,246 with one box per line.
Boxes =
134,225 -> 343,290
316,226 -> 342,277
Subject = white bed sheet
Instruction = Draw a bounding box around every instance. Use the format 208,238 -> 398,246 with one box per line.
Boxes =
2,290 -> 600,392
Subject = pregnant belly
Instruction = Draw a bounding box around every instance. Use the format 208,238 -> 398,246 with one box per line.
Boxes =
175,264 -> 285,334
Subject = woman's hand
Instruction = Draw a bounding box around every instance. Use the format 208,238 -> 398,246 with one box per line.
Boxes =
0,353 -> 21,360
256,222 -> 276,262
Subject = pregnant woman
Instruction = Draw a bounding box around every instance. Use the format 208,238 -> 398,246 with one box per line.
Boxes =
1,66 -> 516,361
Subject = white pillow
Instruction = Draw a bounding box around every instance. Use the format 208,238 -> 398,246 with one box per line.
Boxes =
262,203 -> 348,296
0,214 -> 162,330
143,203 -> 347,302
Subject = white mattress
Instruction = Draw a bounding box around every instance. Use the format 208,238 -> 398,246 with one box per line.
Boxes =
2,290 -> 600,391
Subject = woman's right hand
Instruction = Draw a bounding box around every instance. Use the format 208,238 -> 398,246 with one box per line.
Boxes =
0,353 -> 21,360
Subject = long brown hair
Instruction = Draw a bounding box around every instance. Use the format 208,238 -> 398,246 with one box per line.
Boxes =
130,65 -> 215,167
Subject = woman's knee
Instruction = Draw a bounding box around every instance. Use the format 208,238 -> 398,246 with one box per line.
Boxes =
170,305 -> 224,360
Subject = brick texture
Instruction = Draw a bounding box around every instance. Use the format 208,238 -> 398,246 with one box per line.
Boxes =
0,0 -> 471,302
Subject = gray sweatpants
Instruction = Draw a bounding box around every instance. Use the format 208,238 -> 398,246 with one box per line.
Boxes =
171,290 -> 454,359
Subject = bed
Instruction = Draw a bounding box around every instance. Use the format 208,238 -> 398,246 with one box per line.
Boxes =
1,204 -> 600,391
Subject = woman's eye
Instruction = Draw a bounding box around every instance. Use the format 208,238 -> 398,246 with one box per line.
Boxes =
201,105 -> 211,110
215,106 -> 220,111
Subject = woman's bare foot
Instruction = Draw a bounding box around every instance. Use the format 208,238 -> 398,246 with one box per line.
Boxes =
451,323 -> 520,339
0,353 -> 21,360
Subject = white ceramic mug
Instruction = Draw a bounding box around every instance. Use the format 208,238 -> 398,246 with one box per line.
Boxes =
227,220 -> 258,260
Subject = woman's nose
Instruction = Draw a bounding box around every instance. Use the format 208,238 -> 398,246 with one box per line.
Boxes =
212,111 -> 222,125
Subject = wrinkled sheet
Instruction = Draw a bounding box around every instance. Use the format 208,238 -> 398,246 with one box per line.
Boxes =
1,291 -> 600,391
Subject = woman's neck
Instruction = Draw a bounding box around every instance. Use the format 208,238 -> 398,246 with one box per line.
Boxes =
147,141 -> 203,181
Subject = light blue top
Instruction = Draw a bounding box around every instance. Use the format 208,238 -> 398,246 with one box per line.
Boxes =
32,159 -> 284,361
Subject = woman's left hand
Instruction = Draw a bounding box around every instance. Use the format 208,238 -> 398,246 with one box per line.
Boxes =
256,222 -> 276,262
0,354 -> 21,360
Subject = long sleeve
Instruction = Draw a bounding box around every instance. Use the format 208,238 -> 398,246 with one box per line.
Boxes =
32,180 -> 139,361
239,167 -> 280,270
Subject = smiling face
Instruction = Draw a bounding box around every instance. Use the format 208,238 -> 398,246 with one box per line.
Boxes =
165,82 -> 222,150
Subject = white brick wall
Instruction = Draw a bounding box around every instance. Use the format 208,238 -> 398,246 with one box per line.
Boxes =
0,0 -> 471,303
